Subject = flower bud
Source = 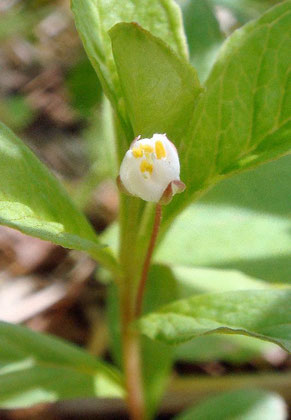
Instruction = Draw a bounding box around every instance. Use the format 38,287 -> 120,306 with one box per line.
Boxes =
118,134 -> 185,203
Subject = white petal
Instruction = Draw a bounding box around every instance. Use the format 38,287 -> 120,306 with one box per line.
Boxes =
119,134 -> 181,202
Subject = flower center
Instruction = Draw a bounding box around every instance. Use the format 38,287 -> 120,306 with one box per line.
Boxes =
132,140 -> 166,178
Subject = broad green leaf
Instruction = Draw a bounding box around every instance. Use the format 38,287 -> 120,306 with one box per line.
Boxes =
172,265 -> 282,363
202,154 -> 291,217
110,23 -> 202,146
156,204 -> 291,284
181,0 -> 224,81
0,122 -> 118,274
71,0 -> 188,131
163,1 -> 291,227
0,322 -> 123,408
173,266 -> 271,297
175,389 -> 287,420
107,265 -> 177,418
138,289 -> 291,352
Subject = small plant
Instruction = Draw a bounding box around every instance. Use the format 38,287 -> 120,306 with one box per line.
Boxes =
0,1 -> 290,419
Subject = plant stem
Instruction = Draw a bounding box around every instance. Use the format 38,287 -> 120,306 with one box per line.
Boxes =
120,203 -> 162,419
121,285 -> 145,420
135,203 -> 162,318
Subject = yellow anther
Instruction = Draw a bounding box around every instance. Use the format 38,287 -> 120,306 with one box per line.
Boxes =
140,160 -> 153,174
132,146 -> 143,158
155,140 -> 166,159
141,144 -> 154,153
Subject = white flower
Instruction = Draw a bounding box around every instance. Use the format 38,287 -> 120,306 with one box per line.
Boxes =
118,134 -> 185,203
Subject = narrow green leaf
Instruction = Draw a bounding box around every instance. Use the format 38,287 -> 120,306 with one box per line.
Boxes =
71,0 -> 188,131
175,389 -> 287,420
0,122 -> 118,273
164,1 -> 291,226
110,23 -> 202,145
0,322 -> 123,408
138,289 -> 291,352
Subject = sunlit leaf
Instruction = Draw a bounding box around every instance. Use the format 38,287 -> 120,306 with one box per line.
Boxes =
0,122 -> 118,273
72,0 -> 188,132
110,23 -> 201,148
0,322 -> 123,408
164,1 -> 291,227
138,289 -> 291,352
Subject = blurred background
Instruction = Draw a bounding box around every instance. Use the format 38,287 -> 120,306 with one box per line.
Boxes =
0,0 -> 290,419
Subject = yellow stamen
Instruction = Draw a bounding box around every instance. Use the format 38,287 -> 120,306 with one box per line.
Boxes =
132,146 -> 143,158
155,140 -> 166,159
141,144 -> 154,153
140,160 -> 153,174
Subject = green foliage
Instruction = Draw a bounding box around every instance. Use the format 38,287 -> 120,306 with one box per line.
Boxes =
202,155 -> 291,216
71,0 -> 188,133
173,266 -> 271,296
0,123 -> 117,273
0,0 -> 290,417
163,1 -> 291,227
110,23 -> 202,147
138,289 -> 291,352
175,389 -> 287,420
0,322 -> 123,408
157,155 -> 291,284
171,265 -> 282,363
157,203 -> 291,284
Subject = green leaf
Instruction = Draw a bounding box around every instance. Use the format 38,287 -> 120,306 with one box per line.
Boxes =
171,265 -> 282,363
138,289 -> 291,352
0,322 -> 123,408
202,154 -> 291,217
175,388 -> 287,420
0,122 -> 118,273
173,266 -> 271,297
71,0 -> 188,129
163,1 -> 291,227
110,23 -> 202,146
107,265 -> 177,418
182,0 -> 224,81
156,203 -> 291,284
157,155 -> 291,284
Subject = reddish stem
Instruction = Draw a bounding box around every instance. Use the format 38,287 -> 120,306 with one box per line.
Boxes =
135,204 -> 162,318
121,289 -> 145,420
